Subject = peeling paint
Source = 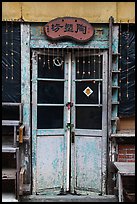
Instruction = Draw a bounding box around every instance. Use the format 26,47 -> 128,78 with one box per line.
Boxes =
2,2 -> 135,23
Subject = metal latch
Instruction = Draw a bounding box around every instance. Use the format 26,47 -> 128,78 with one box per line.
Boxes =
66,123 -> 74,129
66,102 -> 73,110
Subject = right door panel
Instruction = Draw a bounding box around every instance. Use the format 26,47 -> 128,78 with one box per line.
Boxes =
71,50 -> 108,195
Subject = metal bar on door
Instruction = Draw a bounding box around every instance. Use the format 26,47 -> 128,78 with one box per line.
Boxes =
37,104 -> 65,106
75,79 -> 102,82
98,82 -> 101,106
37,78 -> 65,82
75,104 -> 102,107
66,52 -> 71,191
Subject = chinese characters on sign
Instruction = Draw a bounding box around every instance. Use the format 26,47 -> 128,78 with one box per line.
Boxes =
51,23 -> 86,34
44,17 -> 94,42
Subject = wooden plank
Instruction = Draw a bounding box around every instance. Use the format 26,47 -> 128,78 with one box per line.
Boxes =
2,146 -> 16,153
111,133 -> 135,137
30,39 -> 109,49
2,102 -> 22,106
37,129 -> 64,136
21,23 -> 31,138
21,23 -> 31,187
115,130 -> 135,134
75,129 -> 102,136
2,135 -> 17,152
107,17 -> 113,139
114,162 -> 135,175
2,120 -> 20,126
118,117 -> 135,131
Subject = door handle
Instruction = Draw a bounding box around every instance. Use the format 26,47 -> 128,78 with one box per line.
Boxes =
71,131 -> 75,143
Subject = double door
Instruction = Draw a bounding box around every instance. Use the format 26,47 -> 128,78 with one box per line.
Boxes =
32,48 -> 108,195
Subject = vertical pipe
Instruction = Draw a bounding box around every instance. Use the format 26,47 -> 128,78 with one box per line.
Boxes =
108,16 -> 114,138
98,82 -> 101,106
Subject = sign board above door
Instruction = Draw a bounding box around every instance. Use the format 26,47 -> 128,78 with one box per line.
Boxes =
44,17 -> 94,43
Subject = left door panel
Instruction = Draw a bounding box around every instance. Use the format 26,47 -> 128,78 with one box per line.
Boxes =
31,50 -> 67,195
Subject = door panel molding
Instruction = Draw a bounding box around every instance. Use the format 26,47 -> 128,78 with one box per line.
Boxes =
75,129 -> 102,136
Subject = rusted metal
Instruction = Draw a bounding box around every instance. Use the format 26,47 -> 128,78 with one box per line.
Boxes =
44,17 -> 94,43
19,124 -> 25,144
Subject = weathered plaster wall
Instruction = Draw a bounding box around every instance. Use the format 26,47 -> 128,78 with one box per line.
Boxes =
2,2 -> 135,23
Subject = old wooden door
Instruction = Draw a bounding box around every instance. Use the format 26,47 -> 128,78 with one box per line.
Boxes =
32,49 -> 108,195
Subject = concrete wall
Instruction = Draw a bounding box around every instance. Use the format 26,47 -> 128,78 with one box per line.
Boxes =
2,2 -> 135,23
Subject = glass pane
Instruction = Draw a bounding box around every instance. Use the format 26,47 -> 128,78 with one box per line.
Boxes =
38,81 -> 64,104
37,106 -> 63,129
38,53 -> 64,79
76,107 -> 102,129
76,81 -> 102,104
76,55 -> 102,79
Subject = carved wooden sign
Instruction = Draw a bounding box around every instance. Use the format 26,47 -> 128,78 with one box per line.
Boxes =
44,17 -> 94,43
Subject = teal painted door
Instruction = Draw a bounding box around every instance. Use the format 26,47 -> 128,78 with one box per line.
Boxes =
32,49 -> 108,195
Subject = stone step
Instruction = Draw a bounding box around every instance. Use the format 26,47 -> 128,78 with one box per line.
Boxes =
20,194 -> 118,202
2,193 -> 18,202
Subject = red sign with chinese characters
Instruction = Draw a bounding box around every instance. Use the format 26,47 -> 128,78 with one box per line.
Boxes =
44,17 -> 94,43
